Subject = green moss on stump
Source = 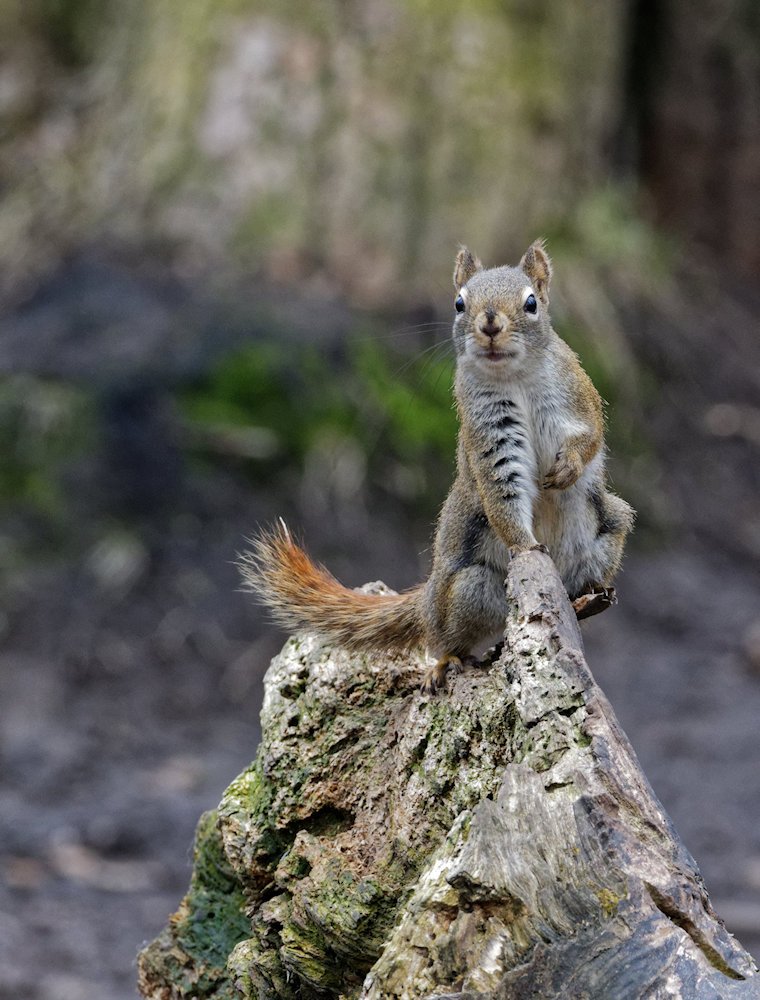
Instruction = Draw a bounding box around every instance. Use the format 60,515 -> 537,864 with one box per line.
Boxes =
138,811 -> 250,999
138,629 -> 520,998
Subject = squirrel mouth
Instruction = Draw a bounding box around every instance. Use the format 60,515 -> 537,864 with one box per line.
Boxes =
480,348 -> 514,361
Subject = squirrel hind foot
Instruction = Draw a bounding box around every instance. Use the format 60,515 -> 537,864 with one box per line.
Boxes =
421,655 -> 460,694
421,653 -> 480,694
572,586 -> 617,621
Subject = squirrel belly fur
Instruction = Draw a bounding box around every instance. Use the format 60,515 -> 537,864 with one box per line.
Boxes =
241,241 -> 634,690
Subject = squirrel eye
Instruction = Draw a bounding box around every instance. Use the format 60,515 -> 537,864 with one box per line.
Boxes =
455,294 -> 466,313
523,294 -> 538,314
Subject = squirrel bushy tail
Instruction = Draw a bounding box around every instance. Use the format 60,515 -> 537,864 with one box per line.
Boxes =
239,523 -> 425,653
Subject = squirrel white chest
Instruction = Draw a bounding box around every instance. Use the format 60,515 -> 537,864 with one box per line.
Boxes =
476,382 -> 577,482
524,387 -> 584,477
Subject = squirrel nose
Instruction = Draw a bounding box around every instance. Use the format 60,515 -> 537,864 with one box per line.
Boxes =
479,311 -> 503,338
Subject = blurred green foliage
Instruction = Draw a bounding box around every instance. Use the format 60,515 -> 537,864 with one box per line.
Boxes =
549,186 -> 675,281
24,0 -> 104,66
179,333 -> 458,509
0,376 -> 93,520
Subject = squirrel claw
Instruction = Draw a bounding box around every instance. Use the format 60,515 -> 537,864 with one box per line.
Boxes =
573,586 -> 617,621
543,449 -> 583,490
421,654 -> 465,695
530,543 -> 550,554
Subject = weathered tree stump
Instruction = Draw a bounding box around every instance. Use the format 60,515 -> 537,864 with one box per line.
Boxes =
138,551 -> 759,999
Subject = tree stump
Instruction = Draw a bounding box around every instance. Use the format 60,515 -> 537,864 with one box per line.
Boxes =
137,551 -> 759,999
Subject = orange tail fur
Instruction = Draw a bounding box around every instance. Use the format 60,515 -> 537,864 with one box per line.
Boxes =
239,522 -> 425,653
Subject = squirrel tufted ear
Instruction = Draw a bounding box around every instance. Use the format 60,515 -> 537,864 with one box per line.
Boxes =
519,239 -> 552,304
453,246 -> 483,290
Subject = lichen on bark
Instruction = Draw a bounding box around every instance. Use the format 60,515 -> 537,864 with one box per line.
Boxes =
138,555 -> 759,999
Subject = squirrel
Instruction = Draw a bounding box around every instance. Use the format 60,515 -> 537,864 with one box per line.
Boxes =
241,241 -> 634,691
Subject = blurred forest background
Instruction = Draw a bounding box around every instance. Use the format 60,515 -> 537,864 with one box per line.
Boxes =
0,0 -> 759,997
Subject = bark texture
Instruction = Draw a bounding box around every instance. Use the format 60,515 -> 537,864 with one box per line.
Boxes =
138,552 -> 760,999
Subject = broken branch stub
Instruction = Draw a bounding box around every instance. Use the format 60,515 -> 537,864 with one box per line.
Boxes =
138,551 -> 759,999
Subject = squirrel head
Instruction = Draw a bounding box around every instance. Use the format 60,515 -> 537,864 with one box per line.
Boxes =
452,240 -> 553,376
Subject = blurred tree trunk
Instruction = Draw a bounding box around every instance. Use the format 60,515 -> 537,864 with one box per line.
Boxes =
628,0 -> 760,280
0,0 -> 630,305
2,1 -> 757,303
137,551 -> 759,999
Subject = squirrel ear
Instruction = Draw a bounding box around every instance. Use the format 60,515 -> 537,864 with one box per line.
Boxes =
453,246 -> 483,290
519,239 -> 552,304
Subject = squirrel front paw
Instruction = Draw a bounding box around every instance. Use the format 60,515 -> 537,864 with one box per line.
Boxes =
543,448 -> 583,490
